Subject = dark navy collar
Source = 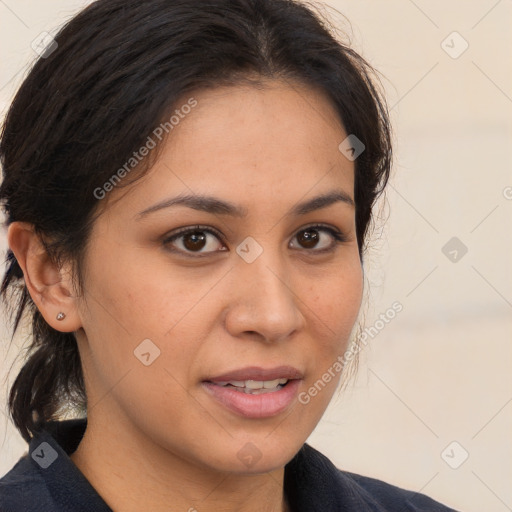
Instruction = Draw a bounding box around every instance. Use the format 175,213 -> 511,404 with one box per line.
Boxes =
28,419 -> 112,511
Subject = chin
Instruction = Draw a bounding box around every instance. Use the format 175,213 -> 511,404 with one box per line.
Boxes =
201,434 -> 306,475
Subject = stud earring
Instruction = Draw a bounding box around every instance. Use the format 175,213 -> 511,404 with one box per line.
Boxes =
56,312 -> 66,321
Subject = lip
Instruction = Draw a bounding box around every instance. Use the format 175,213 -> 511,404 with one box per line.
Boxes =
206,365 -> 303,382
202,379 -> 302,418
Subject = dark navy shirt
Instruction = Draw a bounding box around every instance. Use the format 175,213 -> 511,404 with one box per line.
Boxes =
0,419 -> 461,511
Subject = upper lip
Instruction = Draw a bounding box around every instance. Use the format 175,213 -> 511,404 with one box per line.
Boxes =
205,365 -> 303,382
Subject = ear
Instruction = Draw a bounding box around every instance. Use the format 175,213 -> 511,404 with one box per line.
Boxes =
7,221 -> 83,333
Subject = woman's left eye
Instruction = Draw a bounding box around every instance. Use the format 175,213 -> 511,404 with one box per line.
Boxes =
162,224 -> 347,256
290,225 -> 347,252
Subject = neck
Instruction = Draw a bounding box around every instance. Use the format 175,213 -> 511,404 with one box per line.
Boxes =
70,412 -> 290,512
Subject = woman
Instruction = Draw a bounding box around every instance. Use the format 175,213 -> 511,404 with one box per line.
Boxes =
0,0 -> 461,510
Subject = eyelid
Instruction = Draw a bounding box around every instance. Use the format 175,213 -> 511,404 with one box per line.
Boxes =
163,224 -> 225,244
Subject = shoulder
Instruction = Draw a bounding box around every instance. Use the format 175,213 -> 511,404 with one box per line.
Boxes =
285,444 -> 462,512
338,469 -> 460,511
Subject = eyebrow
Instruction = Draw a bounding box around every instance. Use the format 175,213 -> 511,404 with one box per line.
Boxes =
136,189 -> 354,220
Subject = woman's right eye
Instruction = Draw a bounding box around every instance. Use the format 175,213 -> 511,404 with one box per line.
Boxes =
162,226 -> 227,256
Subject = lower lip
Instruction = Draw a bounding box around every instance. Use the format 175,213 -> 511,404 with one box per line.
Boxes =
202,379 -> 301,418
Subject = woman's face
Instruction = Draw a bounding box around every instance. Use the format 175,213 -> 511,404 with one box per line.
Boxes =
74,80 -> 363,473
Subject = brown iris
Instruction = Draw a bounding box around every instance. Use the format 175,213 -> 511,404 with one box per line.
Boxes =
297,228 -> 319,249
183,231 -> 207,251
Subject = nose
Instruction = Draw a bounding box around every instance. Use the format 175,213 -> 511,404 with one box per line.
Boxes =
223,247 -> 305,343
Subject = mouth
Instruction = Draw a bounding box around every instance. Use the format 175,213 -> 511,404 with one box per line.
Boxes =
202,366 -> 303,418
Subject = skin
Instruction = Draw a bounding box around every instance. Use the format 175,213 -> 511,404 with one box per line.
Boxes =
8,79 -> 363,512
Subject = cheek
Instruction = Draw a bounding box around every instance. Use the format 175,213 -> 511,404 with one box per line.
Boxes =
79,245 -> 220,392
82,241 -> 179,337
295,269 -> 362,420
301,259 -> 363,401
308,261 -> 363,341
77,260 -> 207,433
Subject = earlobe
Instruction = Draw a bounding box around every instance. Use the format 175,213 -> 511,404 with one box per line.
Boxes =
7,221 -> 82,333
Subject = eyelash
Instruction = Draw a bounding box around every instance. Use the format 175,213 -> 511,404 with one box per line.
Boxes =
162,224 -> 348,257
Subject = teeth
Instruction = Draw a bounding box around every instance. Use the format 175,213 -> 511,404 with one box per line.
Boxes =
216,378 -> 288,390
263,378 -> 288,389
246,380 -> 263,390
227,380 -> 245,387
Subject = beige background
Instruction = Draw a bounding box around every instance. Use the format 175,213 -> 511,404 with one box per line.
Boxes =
1,1 -> 511,511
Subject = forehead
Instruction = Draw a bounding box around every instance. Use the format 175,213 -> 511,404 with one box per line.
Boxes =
103,80 -> 354,216
167,79 -> 347,160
